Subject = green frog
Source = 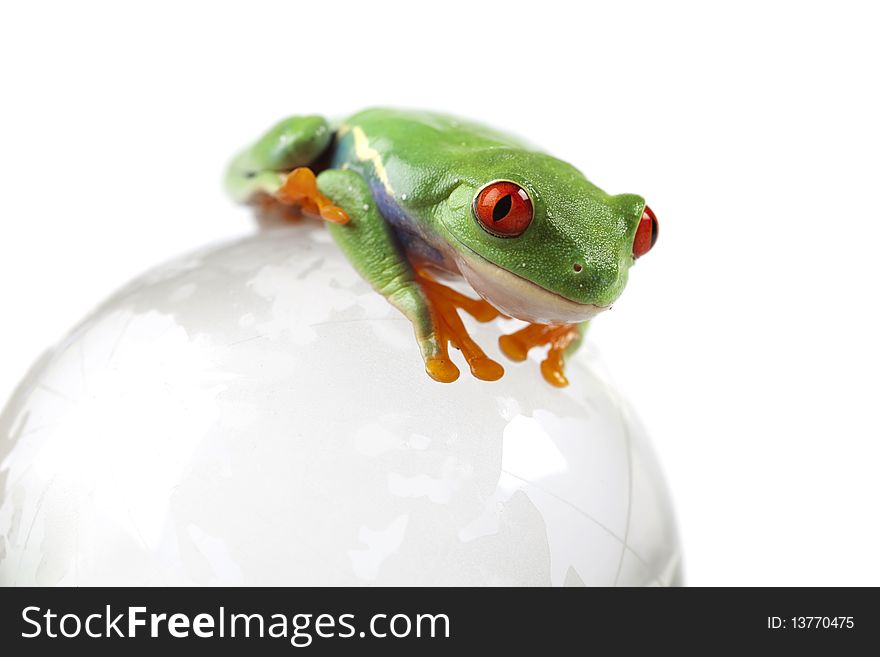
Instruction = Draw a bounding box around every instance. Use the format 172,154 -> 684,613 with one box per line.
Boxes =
226,108 -> 657,386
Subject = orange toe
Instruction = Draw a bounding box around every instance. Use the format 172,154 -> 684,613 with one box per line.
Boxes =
469,357 -> 505,381
426,357 -> 460,383
540,350 -> 570,387
417,270 -> 504,383
278,167 -> 350,225
500,323 -> 579,388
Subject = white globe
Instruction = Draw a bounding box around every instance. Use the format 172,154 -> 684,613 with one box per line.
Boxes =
0,224 -> 681,586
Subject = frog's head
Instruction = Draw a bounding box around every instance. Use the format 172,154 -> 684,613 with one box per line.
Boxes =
438,150 -> 657,324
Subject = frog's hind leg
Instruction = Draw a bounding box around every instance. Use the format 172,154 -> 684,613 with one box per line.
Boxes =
499,322 -> 587,387
275,167 -> 349,224
225,114 -> 347,224
416,270 -> 505,382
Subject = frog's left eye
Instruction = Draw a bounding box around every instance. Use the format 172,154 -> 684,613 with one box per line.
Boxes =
633,204 -> 658,258
473,181 -> 534,237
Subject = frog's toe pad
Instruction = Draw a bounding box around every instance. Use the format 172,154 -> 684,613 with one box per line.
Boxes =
468,357 -> 505,381
426,358 -> 460,383
498,334 -> 529,362
540,359 -> 569,388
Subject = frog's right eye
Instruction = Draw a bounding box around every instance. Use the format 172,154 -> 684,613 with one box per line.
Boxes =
473,181 -> 534,237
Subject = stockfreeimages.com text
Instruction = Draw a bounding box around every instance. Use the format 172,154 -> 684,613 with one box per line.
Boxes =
21,605 -> 450,647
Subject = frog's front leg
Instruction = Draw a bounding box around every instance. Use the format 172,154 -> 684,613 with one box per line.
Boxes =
499,322 -> 588,387
317,169 -> 504,383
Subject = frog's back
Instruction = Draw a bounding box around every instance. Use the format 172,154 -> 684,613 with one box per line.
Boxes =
337,107 -> 532,162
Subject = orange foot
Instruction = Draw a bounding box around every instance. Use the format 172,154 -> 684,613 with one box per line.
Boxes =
499,323 -> 581,388
417,270 -> 505,383
276,167 -> 350,224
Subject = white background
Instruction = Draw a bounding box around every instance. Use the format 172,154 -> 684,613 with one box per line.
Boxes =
1,1 -> 878,586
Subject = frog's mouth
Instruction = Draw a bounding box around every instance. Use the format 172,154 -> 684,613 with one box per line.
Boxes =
454,248 -> 607,324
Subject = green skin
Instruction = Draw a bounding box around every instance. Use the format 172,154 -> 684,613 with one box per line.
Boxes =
226,108 -> 647,380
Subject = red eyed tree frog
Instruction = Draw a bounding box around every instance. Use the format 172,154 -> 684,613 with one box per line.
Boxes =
226,108 -> 657,387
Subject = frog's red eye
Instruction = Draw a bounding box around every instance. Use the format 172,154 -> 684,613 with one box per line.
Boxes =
473,181 -> 534,237
633,204 -> 658,258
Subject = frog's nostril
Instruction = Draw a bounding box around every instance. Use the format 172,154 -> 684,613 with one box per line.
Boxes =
572,263 -> 583,273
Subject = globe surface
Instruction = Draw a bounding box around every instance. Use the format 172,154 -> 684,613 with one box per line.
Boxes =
0,224 -> 680,586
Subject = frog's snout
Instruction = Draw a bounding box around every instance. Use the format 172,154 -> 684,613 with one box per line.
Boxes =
565,257 -> 622,307
570,259 -> 617,286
